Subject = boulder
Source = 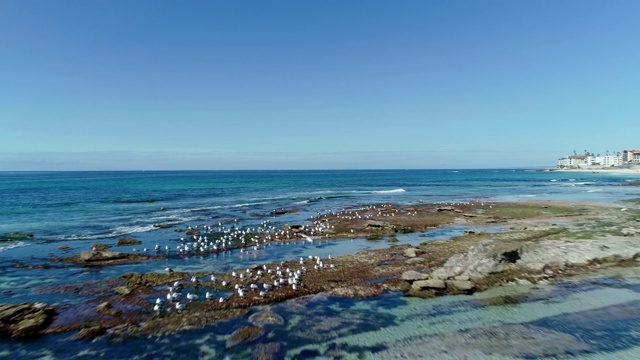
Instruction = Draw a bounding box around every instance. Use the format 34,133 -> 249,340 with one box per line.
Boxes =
446,280 -> 475,291
401,270 -> 429,281
74,325 -> 106,340
404,247 -> 418,258
412,279 -> 446,290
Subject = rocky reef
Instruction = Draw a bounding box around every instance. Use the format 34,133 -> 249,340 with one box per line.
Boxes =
14,201 -> 640,344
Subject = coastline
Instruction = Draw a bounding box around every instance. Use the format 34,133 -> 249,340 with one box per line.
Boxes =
550,167 -> 640,175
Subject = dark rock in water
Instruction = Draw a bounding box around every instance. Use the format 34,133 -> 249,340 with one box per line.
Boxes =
270,208 -> 300,216
226,326 -> 263,348
58,245 -> 70,251
0,302 -> 56,339
116,238 -> 142,246
114,287 -> 132,296
74,325 -> 106,340
153,223 -> 174,229
0,232 -> 34,242
91,243 -> 112,251
249,310 -> 285,326
96,302 -> 122,317
251,342 -> 285,360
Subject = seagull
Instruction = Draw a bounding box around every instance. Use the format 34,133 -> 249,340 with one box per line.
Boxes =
175,302 -> 186,311
205,292 -> 214,300
186,293 -> 198,301
154,303 -> 161,312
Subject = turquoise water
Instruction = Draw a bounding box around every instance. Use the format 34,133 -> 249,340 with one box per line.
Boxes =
1,169 -> 640,359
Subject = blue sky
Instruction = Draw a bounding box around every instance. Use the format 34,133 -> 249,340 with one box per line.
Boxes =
1,0 -> 639,170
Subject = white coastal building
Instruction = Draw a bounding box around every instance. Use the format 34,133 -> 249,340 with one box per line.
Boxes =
557,154 -> 623,168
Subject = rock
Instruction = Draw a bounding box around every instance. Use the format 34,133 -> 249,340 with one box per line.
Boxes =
365,220 -> 386,228
0,232 -> 34,242
74,325 -> 106,340
404,247 -> 418,258
251,342 -> 285,360
96,302 -> 122,317
412,279 -> 446,290
446,280 -> 475,291
401,270 -> 429,281
91,243 -> 112,251
116,238 -> 142,246
226,326 -> 263,348
79,250 -> 126,262
114,287 -> 132,296
249,310 -> 285,326
153,223 -> 174,229
454,275 -> 470,281
57,245 -> 70,250
0,302 -> 55,339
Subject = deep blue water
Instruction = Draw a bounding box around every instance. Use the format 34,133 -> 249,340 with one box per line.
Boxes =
1,169 -> 640,359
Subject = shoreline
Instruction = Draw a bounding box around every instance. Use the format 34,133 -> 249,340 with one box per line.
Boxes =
549,167 -> 640,175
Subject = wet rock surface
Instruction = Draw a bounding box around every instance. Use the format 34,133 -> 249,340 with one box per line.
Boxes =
0,303 -> 56,339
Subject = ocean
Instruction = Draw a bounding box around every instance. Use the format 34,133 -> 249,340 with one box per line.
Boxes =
1,169 -> 640,359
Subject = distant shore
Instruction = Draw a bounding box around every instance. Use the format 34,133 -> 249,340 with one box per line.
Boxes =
550,167 -> 640,175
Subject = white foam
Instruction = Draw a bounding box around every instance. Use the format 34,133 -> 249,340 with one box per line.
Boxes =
0,241 -> 27,252
371,189 -> 406,194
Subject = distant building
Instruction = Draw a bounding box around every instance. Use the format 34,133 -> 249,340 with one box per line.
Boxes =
557,155 -> 588,168
588,155 -> 622,167
622,150 -> 640,163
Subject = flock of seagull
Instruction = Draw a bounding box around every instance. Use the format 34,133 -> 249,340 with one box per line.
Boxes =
153,253 -> 336,314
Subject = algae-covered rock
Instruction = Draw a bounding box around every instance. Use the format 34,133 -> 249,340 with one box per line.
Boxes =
0,232 -> 34,242
91,243 -> 112,251
74,325 -> 106,340
96,302 -> 122,317
0,302 -> 55,339
117,238 -> 142,246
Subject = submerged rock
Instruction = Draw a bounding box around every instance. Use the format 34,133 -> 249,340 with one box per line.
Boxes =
249,310 -> 285,326
0,302 -> 55,339
226,326 -> 263,348
251,342 -> 285,360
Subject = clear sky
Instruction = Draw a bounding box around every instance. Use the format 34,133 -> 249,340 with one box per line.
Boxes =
1,0 -> 639,170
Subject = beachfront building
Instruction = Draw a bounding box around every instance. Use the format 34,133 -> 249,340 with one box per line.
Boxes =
557,155 -> 589,169
622,150 -> 640,163
588,155 -> 623,167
